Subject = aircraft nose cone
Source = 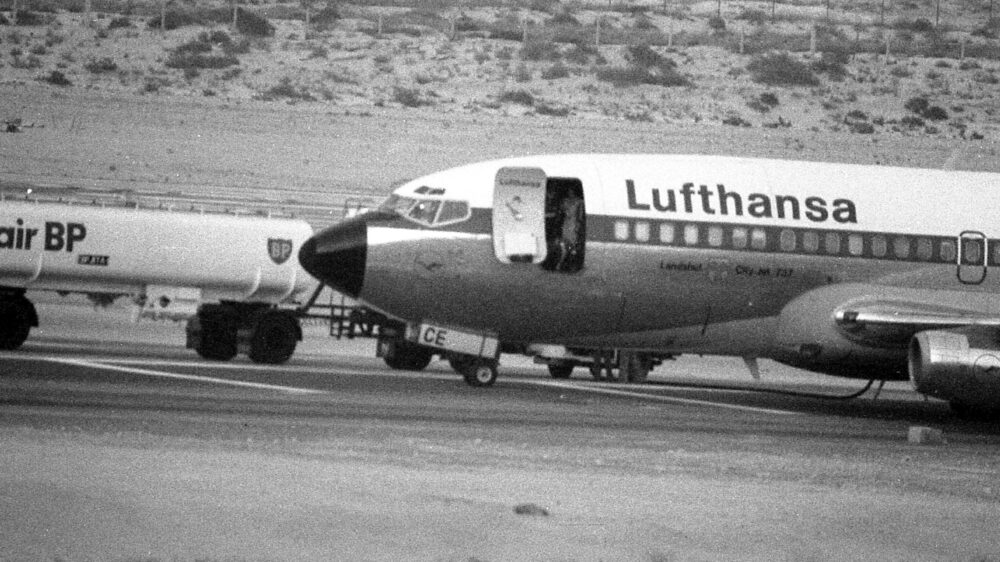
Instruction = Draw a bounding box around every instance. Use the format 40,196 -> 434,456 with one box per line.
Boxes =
299,217 -> 367,298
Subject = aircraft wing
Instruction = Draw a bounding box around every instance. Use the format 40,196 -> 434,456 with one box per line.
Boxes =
833,302 -> 1000,345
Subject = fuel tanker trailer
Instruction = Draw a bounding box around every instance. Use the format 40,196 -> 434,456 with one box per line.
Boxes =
0,199 -> 315,364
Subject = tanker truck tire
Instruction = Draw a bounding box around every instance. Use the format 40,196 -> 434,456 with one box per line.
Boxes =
0,295 -> 35,350
379,337 -> 433,371
194,304 -> 238,361
248,310 -> 299,365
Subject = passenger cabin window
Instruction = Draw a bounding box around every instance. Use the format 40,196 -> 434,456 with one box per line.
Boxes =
779,229 -> 796,252
708,226 -> 723,247
893,236 -> 910,259
940,240 -> 957,262
659,223 -> 675,244
803,231 -> 820,253
824,232 -> 841,254
871,235 -> 887,258
916,238 -> 933,261
751,229 -> 767,250
684,224 -> 699,245
635,222 -> 650,243
732,227 -> 748,249
848,234 -> 864,256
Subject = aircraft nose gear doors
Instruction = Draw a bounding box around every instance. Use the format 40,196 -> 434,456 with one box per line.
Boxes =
493,167 -> 586,272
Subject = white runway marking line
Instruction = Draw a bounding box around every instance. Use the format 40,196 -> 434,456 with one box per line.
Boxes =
41,357 -> 328,395
517,379 -> 802,415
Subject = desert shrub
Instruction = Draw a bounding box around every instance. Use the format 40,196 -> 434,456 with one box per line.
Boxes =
541,61 -> 570,79
499,89 -> 535,106
520,37 -> 560,61
107,16 -> 132,30
627,44 -> 668,69
530,0 -> 562,14
973,70 -> 999,84
900,115 -> 924,128
311,5 -> 341,31
845,109 -> 868,121
535,102 -> 570,117
849,122 -> 875,134
146,10 -> 202,30
894,17 -> 934,33
488,14 -> 524,41
904,96 -> 929,114
41,70 -> 71,86
13,11 -> 49,26
747,92 -> 779,112
29,44 -> 47,55
722,114 -> 751,127
548,10 -> 580,27
564,44 -> 598,65
166,52 -> 238,69
959,60 -> 981,71
811,51 -> 848,81
256,78 -> 316,102
596,63 -> 690,87
922,105 -> 948,120
392,86 -> 429,108
747,52 -> 818,86
632,13 -> 659,31
454,14 -> 482,33
174,40 -> 212,56
889,65 -> 913,78
235,8 -> 275,37
738,9 -> 767,25
84,57 -> 118,73
11,54 -> 42,68
708,16 -> 726,33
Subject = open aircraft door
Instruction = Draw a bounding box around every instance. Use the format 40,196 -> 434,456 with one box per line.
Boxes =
493,167 -> 548,264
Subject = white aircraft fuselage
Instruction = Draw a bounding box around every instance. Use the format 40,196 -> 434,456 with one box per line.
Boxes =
299,154 -> 1000,412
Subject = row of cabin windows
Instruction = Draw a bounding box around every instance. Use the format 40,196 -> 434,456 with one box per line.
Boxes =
613,220 -> 983,264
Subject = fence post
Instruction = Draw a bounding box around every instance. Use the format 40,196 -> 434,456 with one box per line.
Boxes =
884,31 -> 892,59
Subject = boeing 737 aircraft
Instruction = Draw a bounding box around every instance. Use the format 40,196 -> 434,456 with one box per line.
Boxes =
298,154 -> 1000,416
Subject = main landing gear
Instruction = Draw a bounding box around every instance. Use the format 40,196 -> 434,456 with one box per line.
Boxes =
376,335 -> 500,387
187,302 -> 302,365
0,289 -> 38,350
545,350 -> 660,383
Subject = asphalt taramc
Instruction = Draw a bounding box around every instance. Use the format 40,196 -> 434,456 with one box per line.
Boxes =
1,199 -> 315,364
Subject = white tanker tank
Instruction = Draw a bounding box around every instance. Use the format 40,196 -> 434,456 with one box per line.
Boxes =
0,199 -> 316,364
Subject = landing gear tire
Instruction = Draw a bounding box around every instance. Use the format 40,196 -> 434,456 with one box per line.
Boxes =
589,350 -> 617,382
461,360 -> 498,387
380,338 -> 433,371
248,310 -> 299,365
448,353 -> 478,375
194,304 -> 238,361
548,362 -> 574,379
620,352 -> 652,383
0,296 -> 34,350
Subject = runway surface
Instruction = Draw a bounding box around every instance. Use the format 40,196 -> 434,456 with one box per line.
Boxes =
5,334 -> 999,446
2,313 -> 1000,561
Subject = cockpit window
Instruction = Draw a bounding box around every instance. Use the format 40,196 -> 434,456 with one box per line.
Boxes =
408,200 -> 441,223
378,193 -> 470,228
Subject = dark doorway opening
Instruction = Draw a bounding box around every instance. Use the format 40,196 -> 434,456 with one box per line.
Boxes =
542,177 -> 585,273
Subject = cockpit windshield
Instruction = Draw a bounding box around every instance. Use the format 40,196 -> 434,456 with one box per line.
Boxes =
378,193 -> 471,228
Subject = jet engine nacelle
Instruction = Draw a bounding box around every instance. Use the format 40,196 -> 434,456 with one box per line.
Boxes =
909,329 -> 1000,412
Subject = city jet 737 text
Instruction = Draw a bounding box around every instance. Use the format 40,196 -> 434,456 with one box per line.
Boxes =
298,153 -> 1000,416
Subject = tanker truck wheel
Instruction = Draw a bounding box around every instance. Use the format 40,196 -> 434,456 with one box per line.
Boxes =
248,310 -> 299,365
194,304 -> 238,361
0,296 -> 35,350
379,337 -> 433,371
